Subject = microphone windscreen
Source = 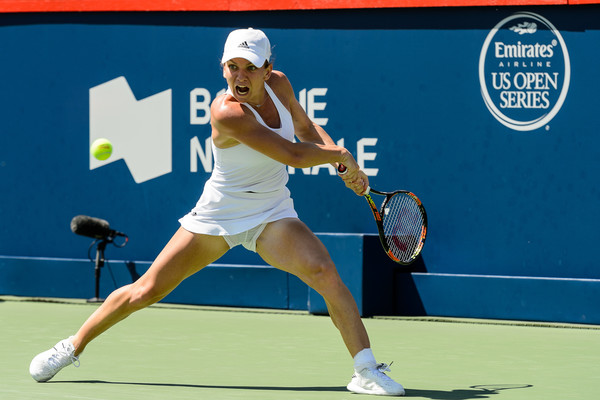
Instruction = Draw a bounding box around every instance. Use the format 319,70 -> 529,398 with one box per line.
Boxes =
70,215 -> 111,239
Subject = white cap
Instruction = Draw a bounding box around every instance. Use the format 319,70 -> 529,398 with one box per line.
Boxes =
221,28 -> 271,67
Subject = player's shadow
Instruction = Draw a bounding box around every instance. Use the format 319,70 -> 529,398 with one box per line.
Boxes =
53,381 -> 532,398
52,380 -> 347,392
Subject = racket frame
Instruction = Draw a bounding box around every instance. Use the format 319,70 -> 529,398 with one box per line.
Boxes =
336,164 -> 427,264
364,187 -> 428,265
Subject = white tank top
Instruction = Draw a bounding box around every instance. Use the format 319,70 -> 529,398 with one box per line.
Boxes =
179,82 -> 298,235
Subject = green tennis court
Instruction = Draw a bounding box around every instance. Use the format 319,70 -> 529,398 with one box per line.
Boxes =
2,296 -> 598,400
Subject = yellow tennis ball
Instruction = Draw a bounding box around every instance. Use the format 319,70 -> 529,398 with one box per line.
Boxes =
91,138 -> 113,161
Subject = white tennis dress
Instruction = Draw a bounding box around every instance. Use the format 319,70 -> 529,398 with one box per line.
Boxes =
179,82 -> 298,236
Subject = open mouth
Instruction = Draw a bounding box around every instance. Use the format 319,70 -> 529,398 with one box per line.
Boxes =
235,85 -> 250,96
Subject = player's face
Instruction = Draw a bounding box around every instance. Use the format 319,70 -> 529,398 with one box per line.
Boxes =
223,58 -> 271,104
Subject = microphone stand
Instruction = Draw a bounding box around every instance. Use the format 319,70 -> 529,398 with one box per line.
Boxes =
88,238 -> 110,303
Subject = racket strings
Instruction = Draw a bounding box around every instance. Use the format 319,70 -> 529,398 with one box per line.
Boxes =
381,193 -> 425,263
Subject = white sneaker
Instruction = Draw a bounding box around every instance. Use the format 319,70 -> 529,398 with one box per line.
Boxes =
347,362 -> 405,396
30,336 -> 80,382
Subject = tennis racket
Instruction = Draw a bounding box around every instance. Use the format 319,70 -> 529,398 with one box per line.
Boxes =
338,165 -> 428,265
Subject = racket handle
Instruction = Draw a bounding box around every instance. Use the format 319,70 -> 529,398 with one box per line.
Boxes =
339,164 -> 371,195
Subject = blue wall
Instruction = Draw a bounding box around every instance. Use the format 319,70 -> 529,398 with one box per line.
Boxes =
1,7 -> 599,322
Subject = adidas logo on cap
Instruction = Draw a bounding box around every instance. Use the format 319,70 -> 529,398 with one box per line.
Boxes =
238,41 -> 250,49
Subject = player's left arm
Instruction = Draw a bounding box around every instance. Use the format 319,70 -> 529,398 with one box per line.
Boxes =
270,70 -> 368,195
266,71 -> 332,146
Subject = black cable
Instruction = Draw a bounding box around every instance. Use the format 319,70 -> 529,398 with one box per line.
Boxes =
105,260 -> 118,290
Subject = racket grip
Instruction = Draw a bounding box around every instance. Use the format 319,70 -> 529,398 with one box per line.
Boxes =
339,164 -> 371,195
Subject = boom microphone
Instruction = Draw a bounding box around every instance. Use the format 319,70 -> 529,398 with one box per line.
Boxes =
70,215 -> 127,240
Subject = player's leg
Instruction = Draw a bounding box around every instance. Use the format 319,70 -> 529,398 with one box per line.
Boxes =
73,227 -> 229,354
30,227 -> 229,382
257,218 -> 369,355
256,217 -> 405,396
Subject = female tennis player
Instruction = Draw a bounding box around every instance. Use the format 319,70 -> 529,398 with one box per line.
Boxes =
29,28 -> 404,396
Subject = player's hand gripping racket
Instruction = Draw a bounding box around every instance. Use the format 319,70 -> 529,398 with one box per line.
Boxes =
338,164 -> 428,265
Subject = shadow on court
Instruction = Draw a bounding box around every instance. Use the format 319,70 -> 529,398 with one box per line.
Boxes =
51,380 -> 348,392
406,384 -> 533,399
51,381 -> 532,398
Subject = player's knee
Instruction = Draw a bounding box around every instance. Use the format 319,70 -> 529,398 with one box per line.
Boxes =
127,282 -> 164,310
304,259 -> 342,294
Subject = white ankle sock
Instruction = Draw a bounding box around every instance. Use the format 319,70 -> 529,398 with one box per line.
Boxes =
353,348 -> 377,371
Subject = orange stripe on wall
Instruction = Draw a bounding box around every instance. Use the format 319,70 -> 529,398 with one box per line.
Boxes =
0,0 -> 581,13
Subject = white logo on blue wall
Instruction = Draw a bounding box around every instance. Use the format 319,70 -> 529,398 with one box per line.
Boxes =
90,79 -> 379,183
89,77 -> 172,183
479,12 -> 570,131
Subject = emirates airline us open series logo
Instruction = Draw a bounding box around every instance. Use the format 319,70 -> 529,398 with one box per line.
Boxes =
479,12 -> 570,131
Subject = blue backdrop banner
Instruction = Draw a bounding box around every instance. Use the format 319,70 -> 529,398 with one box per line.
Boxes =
1,7 -> 598,282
